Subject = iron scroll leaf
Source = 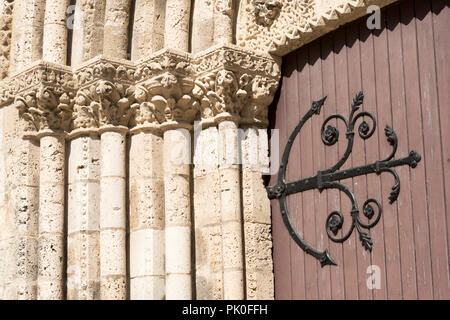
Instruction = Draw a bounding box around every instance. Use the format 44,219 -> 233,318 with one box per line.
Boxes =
266,92 -> 422,267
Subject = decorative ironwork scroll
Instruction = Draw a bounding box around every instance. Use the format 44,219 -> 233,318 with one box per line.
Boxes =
267,92 -> 422,267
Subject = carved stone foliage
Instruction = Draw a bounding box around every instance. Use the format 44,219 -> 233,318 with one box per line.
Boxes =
132,73 -> 197,127
73,80 -> 135,129
237,0 -> 399,55
15,86 -> 74,133
193,69 -> 278,126
2,46 -> 281,135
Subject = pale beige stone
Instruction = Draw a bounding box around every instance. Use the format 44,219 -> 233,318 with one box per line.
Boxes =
99,130 -> 127,299
131,0 -> 166,60
38,134 -> 65,300
67,134 -> 101,300
43,0 -> 71,64
129,131 -> 165,300
164,128 -> 192,299
164,0 -> 191,51
218,121 -> 244,300
103,0 -> 131,59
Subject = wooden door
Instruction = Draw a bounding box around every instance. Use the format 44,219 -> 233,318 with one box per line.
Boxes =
269,0 -> 450,300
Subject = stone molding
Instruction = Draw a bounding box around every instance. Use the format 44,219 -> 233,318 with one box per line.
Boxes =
237,0 -> 399,56
0,45 -> 281,137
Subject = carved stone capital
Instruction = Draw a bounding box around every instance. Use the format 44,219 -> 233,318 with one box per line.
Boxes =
3,45 -> 281,135
72,80 -> 135,130
15,85 -> 74,135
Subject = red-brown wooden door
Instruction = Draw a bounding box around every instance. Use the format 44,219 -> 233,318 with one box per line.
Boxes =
269,0 -> 450,300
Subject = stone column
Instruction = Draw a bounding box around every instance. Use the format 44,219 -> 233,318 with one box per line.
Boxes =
193,126 -> 224,299
43,0 -> 71,64
241,127 -> 274,299
71,0 -> 106,66
191,0 -> 214,53
99,126 -> 127,300
164,0 -> 191,51
214,0 -> 233,45
5,1 -> 44,298
9,0 -> 45,73
164,127 -> 192,299
67,131 -> 101,300
131,0 -> 165,60
129,129 -> 165,300
103,0 -> 131,59
218,120 -> 244,300
37,132 -> 65,300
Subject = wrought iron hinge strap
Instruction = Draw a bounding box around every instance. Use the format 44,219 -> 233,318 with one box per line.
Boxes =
267,91 -> 422,267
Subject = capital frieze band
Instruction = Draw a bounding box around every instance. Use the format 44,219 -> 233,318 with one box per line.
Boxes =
0,45 -> 281,137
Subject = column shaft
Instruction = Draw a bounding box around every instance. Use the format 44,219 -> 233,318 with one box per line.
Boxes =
214,0 -> 233,45
164,0 -> 191,51
191,0 -> 214,53
164,128 -> 192,299
129,131 -> 165,300
131,0 -> 165,60
218,120 -> 244,300
38,134 -> 65,299
241,127 -> 274,299
67,134 -> 101,300
194,126 -> 224,299
43,0 -> 71,64
99,129 -> 127,299
71,0 -> 106,66
103,0 -> 131,59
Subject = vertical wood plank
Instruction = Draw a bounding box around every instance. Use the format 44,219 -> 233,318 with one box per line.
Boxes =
309,39 -> 332,300
321,32 -> 346,300
296,46 -> 319,299
415,0 -> 450,299
399,0 -> 433,300
373,8 -> 403,299
386,2 -> 418,299
271,59 -> 292,299
359,17 -> 388,300
346,20 -> 373,300
285,51 -> 307,300
333,26 -> 360,300
431,0 -> 450,285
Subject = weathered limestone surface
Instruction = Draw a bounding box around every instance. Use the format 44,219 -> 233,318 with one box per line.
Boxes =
129,131 -> 165,300
104,0 -> 131,59
164,0 -> 191,51
99,128 -> 127,299
241,127 -> 274,299
9,0 -> 45,74
0,1 -> 13,79
38,134 -> 65,300
214,0 -> 234,45
194,126 -> 223,300
67,134 -> 101,300
43,0 -> 71,64
236,0 -> 399,55
191,0 -> 214,54
164,128 -> 192,299
71,0 -> 106,66
131,0 -> 165,60
218,120 -> 244,300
